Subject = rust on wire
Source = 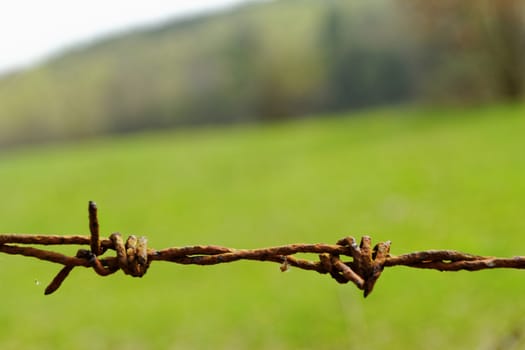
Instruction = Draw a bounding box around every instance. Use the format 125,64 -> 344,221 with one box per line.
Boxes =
88,201 -> 101,256
0,202 -> 525,296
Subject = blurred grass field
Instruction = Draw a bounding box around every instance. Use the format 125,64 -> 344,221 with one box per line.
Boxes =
0,104 -> 524,349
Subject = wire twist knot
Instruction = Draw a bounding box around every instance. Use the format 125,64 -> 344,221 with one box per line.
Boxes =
87,202 -> 150,277
110,233 -> 150,277
318,236 -> 391,297
81,232 -> 151,278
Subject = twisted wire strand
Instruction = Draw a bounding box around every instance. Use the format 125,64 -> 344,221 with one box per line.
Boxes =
1,202 -> 524,296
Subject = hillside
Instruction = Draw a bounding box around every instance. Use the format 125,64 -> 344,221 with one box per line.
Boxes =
0,0 -> 523,148
0,0 -> 344,146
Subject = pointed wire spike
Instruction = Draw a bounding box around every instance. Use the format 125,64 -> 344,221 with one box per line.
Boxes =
88,201 -> 100,256
45,265 -> 75,295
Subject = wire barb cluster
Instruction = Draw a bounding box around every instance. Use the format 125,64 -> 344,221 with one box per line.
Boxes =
1,201 -> 525,296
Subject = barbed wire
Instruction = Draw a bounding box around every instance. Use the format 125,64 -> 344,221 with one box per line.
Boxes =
1,201 -> 524,296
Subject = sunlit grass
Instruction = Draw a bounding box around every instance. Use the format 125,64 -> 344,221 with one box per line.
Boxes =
0,104 -> 524,349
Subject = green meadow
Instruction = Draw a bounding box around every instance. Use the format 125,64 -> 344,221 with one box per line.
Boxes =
0,104 -> 524,349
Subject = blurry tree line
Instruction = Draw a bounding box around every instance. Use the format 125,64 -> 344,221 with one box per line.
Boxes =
0,0 -> 523,147
404,0 -> 525,102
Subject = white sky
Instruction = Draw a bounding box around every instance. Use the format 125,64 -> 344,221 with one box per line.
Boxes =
0,0 -> 247,74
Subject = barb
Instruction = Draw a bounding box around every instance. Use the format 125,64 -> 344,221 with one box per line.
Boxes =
1,202 -> 524,296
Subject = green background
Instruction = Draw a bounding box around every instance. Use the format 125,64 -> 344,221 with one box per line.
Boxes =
1,104 -> 524,349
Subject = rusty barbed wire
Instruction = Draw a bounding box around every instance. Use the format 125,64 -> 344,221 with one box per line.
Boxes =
1,201 -> 524,296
